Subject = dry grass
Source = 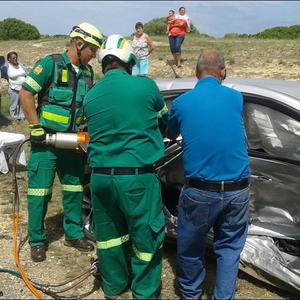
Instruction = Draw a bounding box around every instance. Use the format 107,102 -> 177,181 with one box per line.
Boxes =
1,36 -> 300,299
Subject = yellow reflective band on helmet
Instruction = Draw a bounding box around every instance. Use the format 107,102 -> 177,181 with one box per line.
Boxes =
41,111 -> 69,124
61,185 -> 83,192
61,69 -> 68,83
158,104 -> 168,118
132,244 -> 153,262
28,188 -> 52,196
25,76 -> 42,93
97,234 -> 129,250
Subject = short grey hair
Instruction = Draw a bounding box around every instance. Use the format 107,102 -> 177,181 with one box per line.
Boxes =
196,49 -> 225,74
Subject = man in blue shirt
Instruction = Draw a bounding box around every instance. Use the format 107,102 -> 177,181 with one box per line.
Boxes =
167,49 -> 250,300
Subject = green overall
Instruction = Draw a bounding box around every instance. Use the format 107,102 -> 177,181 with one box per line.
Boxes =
84,69 -> 168,299
22,52 -> 93,247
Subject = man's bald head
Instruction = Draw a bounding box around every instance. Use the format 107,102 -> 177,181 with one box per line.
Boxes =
196,49 -> 226,81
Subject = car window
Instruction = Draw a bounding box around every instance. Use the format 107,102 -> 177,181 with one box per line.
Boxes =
244,102 -> 300,162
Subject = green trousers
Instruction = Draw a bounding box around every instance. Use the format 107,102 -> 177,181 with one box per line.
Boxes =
27,145 -> 85,247
91,172 -> 165,299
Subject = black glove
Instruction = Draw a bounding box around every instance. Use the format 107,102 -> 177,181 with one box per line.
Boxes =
29,123 -> 46,143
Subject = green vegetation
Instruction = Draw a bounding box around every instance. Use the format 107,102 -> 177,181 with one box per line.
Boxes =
0,18 -> 40,40
0,93 -> 9,117
255,25 -> 300,39
225,25 -> 300,39
141,17 -> 209,37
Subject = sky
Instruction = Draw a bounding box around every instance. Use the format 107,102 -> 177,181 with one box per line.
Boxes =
0,1 -> 299,38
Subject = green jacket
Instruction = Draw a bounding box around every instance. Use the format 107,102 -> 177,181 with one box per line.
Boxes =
84,69 -> 167,167
22,52 -> 93,132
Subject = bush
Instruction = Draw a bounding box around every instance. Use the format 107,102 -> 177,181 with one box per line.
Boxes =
254,25 -> 300,39
139,17 -> 205,36
0,18 -> 40,40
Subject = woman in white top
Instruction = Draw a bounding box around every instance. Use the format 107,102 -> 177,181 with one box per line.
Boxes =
131,22 -> 154,76
6,51 -> 26,121
176,6 -> 191,32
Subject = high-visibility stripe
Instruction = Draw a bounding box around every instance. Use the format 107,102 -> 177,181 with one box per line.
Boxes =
61,69 -> 68,83
28,188 -> 52,196
41,111 -> 69,124
25,76 -> 42,92
132,244 -> 153,262
97,234 -> 129,250
61,184 -> 83,192
76,116 -> 82,125
158,104 -> 168,118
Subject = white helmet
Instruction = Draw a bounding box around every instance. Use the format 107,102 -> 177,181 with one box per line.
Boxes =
98,34 -> 136,65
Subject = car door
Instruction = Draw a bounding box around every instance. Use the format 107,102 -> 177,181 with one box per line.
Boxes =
243,93 -> 300,240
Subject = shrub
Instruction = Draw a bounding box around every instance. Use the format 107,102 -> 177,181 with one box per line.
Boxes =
254,25 -> 300,39
0,18 -> 40,40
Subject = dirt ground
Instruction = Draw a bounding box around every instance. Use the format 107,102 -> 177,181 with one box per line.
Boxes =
1,35 -> 300,299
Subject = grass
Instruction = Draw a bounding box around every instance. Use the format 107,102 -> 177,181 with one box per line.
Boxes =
0,92 -> 9,117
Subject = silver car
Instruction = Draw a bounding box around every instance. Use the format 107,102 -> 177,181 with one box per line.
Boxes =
83,78 -> 300,293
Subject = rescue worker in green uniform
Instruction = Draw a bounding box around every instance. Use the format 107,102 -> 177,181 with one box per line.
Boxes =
19,22 -> 104,262
83,34 -> 168,299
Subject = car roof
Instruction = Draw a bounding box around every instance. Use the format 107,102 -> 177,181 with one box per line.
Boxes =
156,78 -> 300,111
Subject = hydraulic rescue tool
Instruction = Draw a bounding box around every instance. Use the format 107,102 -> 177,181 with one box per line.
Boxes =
44,132 -> 89,150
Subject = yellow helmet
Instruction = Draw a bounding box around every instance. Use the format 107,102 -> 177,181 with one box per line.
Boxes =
70,22 -> 104,48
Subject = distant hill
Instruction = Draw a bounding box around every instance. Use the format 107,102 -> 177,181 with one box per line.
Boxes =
224,24 -> 300,39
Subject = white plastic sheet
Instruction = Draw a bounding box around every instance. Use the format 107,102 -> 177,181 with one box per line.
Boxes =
0,132 -> 26,174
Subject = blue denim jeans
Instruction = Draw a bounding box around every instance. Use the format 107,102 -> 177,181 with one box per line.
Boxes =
177,185 -> 249,300
169,35 -> 185,54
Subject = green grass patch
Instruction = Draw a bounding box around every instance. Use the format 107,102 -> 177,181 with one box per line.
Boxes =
0,93 -> 9,117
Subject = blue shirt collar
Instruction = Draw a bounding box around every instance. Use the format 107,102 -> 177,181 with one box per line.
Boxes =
196,76 -> 221,87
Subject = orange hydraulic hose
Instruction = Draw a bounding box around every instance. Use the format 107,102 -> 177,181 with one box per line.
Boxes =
12,212 -> 44,300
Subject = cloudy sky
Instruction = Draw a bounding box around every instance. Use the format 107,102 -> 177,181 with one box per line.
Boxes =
1,1 -> 299,38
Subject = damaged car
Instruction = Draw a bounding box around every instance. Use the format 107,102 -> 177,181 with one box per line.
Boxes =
82,78 -> 300,293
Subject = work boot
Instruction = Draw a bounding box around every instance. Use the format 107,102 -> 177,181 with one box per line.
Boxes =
30,245 -> 46,262
64,238 -> 94,252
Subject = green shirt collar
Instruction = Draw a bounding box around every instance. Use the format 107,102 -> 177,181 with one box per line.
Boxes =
61,51 -> 72,66
104,68 -> 129,77
61,51 -> 90,75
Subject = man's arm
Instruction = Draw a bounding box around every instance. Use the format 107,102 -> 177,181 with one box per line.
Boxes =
20,55 -> 53,124
19,88 -> 39,124
166,100 -> 180,140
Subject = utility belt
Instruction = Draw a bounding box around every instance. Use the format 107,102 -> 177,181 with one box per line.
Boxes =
187,178 -> 249,192
93,166 -> 154,175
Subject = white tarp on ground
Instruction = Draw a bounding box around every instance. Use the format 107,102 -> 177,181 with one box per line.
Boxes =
0,132 -> 26,174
